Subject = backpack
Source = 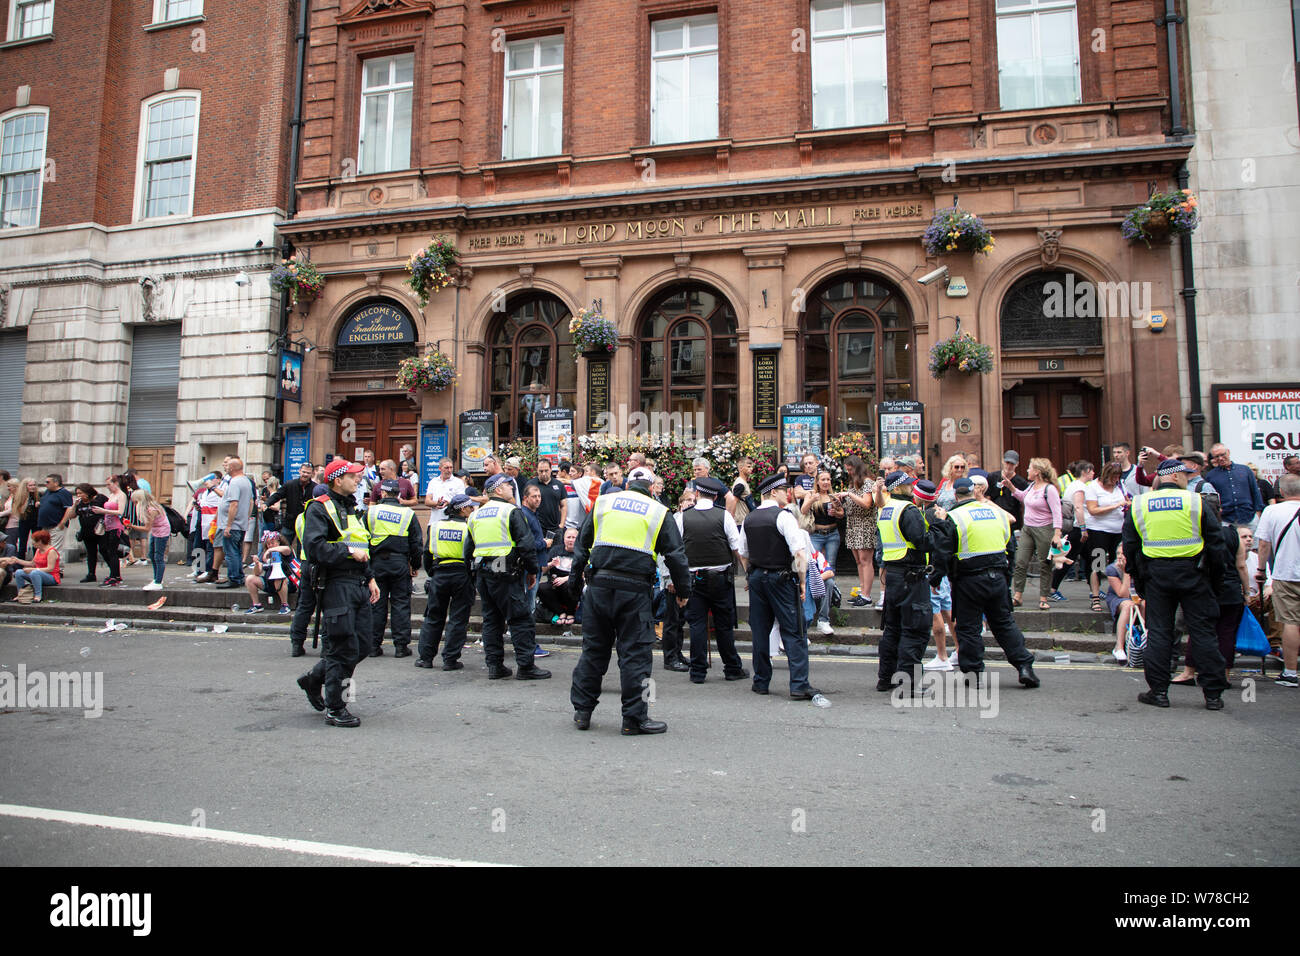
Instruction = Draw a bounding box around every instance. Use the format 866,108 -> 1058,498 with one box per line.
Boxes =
163,504 -> 187,536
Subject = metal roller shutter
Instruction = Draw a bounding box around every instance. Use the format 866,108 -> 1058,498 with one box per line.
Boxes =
126,323 -> 181,447
0,331 -> 26,472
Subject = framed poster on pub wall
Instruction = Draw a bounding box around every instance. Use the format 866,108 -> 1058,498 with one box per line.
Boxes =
419,420 -> 449,487
283,424 -> 310,479
779,403 -> 826,469
877,400 -> 924,463
535,406 -> 575,467
458,410 -> 497,475
585,354 -> 612,432
752,347 -> 779,429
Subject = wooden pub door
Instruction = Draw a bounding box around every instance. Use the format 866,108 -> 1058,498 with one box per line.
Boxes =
1003,381 -> 1100,470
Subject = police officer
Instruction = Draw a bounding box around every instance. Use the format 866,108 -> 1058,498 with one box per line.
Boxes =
465,473 -> 549,680
287,481 -> 329,657
296,459 -> 380,728
932,477 -> 1040,687
365,479 -> 423,658
1122,458 -> 1228,710
569,471 -> 691,734
417,493 -> 476,671
874,471 -> 940,693
678,476 -> 749,684
739,473 -> 822,700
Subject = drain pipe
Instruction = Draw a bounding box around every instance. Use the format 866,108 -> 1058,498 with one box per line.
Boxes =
1160,0 -> 1205,450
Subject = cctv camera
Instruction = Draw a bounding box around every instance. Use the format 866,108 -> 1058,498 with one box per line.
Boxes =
917,265 -> 949,286
234,271 -> 251,287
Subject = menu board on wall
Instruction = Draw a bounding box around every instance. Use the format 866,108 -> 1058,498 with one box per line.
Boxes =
283,425 -> 310,479
458,410 -> 497,475
419,420 -> 449,487
586,356 -> 611,432
779,403 -> 826,469
535,407 -> 575,466
753,351 -> 778,429
877,400 -> 924,462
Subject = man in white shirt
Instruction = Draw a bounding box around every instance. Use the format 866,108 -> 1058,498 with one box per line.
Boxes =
674,475 -> 747,682
1255,473 -> 1300,686
424,457 -> 467,520
354,450 -> 379,510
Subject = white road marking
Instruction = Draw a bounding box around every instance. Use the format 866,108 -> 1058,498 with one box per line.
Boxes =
0,804 -> 506,867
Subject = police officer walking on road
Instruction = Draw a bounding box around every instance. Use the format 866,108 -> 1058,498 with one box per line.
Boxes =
287,481 -> 329,657
296,459 -> 380,728
874,471 -> 940,693
466,473 -> 550,680
365,479 -> 423,658
931,477 -> 1040,688
417,493 -> 477,671
677,475 -> 749,684
1122,458 -> 1228,710
739,473 -> 822,700
569,471 -> 691,734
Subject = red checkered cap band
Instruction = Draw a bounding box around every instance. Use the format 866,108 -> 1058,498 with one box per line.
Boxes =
324,459 -> 364,482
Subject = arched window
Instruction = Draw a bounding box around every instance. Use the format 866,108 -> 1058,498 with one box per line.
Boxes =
801,272 -> 913,441
487,291 -> 575,439
333,300 -> 418,371
638,283 -> 738,433
1000,270 -> 1103,350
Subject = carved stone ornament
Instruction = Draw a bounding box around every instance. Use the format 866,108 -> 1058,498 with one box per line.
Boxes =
140,276 -> 167,322
1037,229 -> 1063,267
0,283 -> 8,325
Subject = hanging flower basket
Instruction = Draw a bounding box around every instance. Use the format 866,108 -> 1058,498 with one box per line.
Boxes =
928,330 -> 994,379
396,349 -> 457,393
569,306 -> 618,357
1121,189 -> 1199,247
922,205 -> 995,257
405,236 -> 460,305
270,255 -> 325,307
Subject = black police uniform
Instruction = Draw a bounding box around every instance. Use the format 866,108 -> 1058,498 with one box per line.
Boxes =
288,543 -> 316,656
569,486 -> 691,728
660,574 -> 689,669
465,500 -> 544,676
932,498 -> 1039,685
417,512 -> 475,669
742,502 -> 816,696
877,494 -> 939,691
679,492 -> 747,681
299,488 -> 376,716
365,496 -> 423,657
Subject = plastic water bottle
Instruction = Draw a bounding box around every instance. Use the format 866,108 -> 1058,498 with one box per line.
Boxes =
812,693 -> 831,708
232,604 -> 241,612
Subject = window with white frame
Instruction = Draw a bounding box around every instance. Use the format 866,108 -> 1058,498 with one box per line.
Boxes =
503,36 -> 564,160
359,54 -> 413,174
1,109 -> 47,229
152,0 -> 202,23
996,0 -> 1081,109
651,15 -> 718,145
8,0 -> 54,40
811,0 -> 887,128
137,94 -> 198,220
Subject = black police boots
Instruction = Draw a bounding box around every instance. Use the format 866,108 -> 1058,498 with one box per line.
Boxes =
573,711 -> 592,730
414,659 -> 434,668
1138,690 -> 1171,708
622,716 -> 667,735
515,665 -> 552,680
663,658 -> 690,672
1205,695 -> 1225,711
442,660 -> 464,671
393,646 -> 412,658
297,673 -> 324,712
325,707 -> 360,728
369,645 -> 384,657
1017,663 -> 1041,688
487,664 -> 513,679
290,643 -> 305,658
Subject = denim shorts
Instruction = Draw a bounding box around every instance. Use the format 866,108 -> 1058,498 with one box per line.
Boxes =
930,575 -> 952,614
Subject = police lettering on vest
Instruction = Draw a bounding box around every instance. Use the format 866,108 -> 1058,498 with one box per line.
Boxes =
951,505 -> 1011,561
429,520 -> 468,563
367,503 -> 414,546
1133,489 -> 1204,558
467,501 -> 516,557
592,491 -> 668,555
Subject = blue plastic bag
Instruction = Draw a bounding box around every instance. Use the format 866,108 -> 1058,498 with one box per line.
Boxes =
1235,608 -> 1271,658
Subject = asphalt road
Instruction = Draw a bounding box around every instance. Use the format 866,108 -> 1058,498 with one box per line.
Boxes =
1,622 -> 1296,867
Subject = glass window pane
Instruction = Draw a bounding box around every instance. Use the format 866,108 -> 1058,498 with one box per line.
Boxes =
642,312 -> 669,340
881,330 -> 910,379
361,93 -> 388,172
811,0 -> 844,35
365,59 -> 391,89
1,170 -> 41,228
837,385 -> 874,434
391,89 -> 412,169
653,59 -> 685,143
671,319 -> 705,338
670,390 -> 704,422
688,15 -> 717,49
812,38 -> 848,128
997,15 -> 1037,109
519,344 -> 550,389
838,331 -> 875,379
805,334 -> 830,382
507,41 -> 535,72
714,388 -> 737,433
850,34 -> 887,125
669,340 -> 706,386
505,75 -> 534,159
641,387 -> 664,421
653,19 -> 684,53
713,340 -> 737,385
538,72 -> 564,155
393,54 -> 414,85
539,36 -> 565,68
491,393 -> 514,440
1,113 -> 45,173
1061,393 -> 1084,417
688,53 -> 718,140
491,349 -> 513,390
556,346 -> 576,391
850,0 -> 884,29
1013,394 -> 1036,418
641,340 -> 664,386
1038,10 -> 1080,105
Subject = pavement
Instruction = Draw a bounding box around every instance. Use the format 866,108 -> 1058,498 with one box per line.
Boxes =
0,617 -> 1297,867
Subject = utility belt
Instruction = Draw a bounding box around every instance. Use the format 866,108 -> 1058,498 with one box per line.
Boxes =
895,563 -> 934,583
590,572 -> 653,592
691,567 -> 734,582
476,556 -> 522,575
953,558 -> 1008,579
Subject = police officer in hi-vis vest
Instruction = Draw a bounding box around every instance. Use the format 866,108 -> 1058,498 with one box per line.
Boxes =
874,470 -> 942,693
466,473 -> 549,680
296,460 -> 381,728
1122,458 -> 1228,710
287,481 -> 329,658
678,476 -> 749,684
569,471 -> 691,734
417,493 -> 476,671
365,479 -> 423,658
931,477 -> 1040,687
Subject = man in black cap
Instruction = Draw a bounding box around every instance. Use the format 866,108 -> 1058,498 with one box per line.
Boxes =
417,493 -> 477,671
931,477 -> 1040,688
466,473 -> 549,680
296,459 -> 381,728
364,479 -> 423,658
874,470 -> 941,694
739,473 -> 821,700
677,475 -> 748,683
569,470 -> 691,734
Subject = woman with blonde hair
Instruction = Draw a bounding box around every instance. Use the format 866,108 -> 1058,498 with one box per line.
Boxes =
12,477 -> 38,558
1007,456 -> 1062,610
127,488 -> 170,591
1,478 -> 20,552
936,454 -> 968,509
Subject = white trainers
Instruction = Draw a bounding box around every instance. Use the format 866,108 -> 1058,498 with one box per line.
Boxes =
817,621 -> 834,636
142,581 -> 163,591
874,597 -> 886,610
1111,647 -> 1128,662
923,656 -> 954,671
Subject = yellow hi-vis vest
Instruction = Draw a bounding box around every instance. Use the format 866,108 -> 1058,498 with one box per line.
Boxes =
294,511 -> 308,560
592,490 -> 669,556
312,497 -> 371,558
429,519 -> 468,563
877,497 -> 926,563
1132,488 -> 1204,558
467,501 -> 516,557
367,502 -> 415,546
951,503 -> 1012,561
1056,473 -> 1073,495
